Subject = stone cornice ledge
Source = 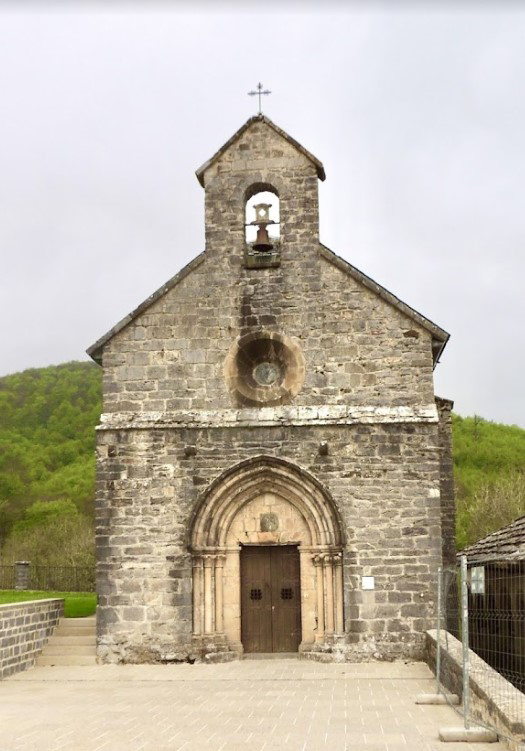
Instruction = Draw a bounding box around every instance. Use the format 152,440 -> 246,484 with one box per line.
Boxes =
98,404 -> 439,430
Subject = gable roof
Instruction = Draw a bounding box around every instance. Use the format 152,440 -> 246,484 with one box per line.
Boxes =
195,114 -> 326,186
88,117 -> 449,366
87,245 -> 450,366
87,253 -> 205,365
320,245 -> 450,365
460,515 -> 525,563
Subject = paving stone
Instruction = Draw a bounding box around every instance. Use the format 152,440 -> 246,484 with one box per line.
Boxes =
1,659 -> 508,751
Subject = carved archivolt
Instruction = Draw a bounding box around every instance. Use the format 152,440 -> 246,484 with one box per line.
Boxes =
189,456 -> 345,651
190,455 -> 342,550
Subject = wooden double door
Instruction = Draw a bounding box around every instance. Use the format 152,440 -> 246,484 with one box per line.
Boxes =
240,545 -> 301,653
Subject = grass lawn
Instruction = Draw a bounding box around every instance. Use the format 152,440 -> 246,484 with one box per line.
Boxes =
0,590 -> 96,617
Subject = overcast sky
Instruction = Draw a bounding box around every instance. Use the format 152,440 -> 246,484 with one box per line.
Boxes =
1,3 -> 524,427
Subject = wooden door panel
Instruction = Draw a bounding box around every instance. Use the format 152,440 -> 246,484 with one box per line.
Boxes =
241,546 -> 301,654
270,546 -> 301,652
240,547 -> 272,652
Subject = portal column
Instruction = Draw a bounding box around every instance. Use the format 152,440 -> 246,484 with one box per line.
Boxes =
214,554 -> 225,634
313,554 -> 325,642
334,552 -> 344,635
324,554 -> 335,638
203,555 -> 214,634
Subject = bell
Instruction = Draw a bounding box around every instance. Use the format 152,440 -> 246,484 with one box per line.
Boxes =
253,226 -> 273,252
251,202 -> 274,252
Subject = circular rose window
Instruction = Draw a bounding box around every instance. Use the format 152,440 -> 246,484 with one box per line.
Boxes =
224,332 -> 305,406
253,361 -> 282,387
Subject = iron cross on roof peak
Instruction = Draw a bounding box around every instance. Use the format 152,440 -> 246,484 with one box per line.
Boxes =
248,82 -> 271,114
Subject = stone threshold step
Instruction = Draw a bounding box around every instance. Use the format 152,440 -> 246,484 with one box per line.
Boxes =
36,656 -> 96,666
50,636 -> 96,646
42,645 -> 95,656
243,653 -> 299,660
55,624 -> 95,632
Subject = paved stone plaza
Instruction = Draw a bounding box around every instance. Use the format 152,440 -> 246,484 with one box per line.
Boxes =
1,659 -> 505,751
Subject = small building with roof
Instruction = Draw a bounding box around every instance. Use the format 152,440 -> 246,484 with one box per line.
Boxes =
461,515 -> 525,691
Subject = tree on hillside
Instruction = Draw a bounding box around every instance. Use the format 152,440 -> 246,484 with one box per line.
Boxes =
0,361 -> 101,543
457,470 -> 525,549
453,414 -> 525,548
0,499 -> 95,567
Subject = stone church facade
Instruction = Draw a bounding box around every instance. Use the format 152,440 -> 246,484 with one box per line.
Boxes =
88,115 -> 455,663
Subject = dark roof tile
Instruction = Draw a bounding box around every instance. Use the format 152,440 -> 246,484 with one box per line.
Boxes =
459,515 -> 525,563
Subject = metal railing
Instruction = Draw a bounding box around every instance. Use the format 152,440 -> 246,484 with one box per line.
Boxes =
0,565 -> 15,589
0,562 -> 95,592
435,556 -> 525,747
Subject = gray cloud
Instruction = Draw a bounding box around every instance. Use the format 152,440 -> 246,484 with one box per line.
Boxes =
1,5 -> 524,427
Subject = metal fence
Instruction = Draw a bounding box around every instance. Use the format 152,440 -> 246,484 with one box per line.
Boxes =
0,563 -> 96,592
0,565 -> 15,589
436,556 -> 525,747
469,560 -> 525,695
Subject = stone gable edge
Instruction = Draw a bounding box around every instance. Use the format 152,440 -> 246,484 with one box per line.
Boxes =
87,244 -> 449,368
86,248 -> 449,370
195,114 -> 326,186
320,245 -> 450,366
86,252 -> 205,365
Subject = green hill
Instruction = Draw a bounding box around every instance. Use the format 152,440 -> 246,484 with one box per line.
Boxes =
0,362 -> 101,553
0,362 -> 523,556
452,414 -> 525,548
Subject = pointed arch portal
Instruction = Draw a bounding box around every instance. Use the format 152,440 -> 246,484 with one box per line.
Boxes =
189,456 -> 345,654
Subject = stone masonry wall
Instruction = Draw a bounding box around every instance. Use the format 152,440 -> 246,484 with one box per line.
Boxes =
0,599 -> 63,679
203,119 -> 321,257
93,116 -> 452,665
96,422 -> 442,663
436,397 -> 456,568
101,250 -> 435,413
100,121 -> 436,415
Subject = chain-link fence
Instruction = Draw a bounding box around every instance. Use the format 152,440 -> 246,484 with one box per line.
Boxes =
435,556 -> 525,748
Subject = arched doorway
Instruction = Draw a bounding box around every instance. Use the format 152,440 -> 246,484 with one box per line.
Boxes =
189,456 -> 345,656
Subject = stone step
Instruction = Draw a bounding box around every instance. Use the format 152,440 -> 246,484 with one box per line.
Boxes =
50,635 -> 96,646
54,617 -> 96,637
54,625 -> 95,637
36,655 -> 96,666
36,616 -> 97,667
58,617 -> 96,628
42,645 -> 95,656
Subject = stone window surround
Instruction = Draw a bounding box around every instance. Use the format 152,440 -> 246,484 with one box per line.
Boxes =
223,331 -> 306,407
